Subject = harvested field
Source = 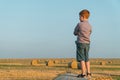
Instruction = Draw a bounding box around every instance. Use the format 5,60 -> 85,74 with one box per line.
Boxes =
0,58 -> 119,80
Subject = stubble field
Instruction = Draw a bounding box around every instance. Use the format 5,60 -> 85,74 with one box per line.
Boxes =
0,58 -> 119,80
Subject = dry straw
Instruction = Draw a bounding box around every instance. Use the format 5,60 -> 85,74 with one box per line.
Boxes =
54,60 -> 59,64
68,61 -> 78,69
100,61 -> 106,65
47,60 -> 54,67
31,59 -> 38,65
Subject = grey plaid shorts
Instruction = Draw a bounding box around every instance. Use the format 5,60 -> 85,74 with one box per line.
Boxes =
75,41 -> 90,62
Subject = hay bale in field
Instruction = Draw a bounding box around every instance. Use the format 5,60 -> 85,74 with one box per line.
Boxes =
54,60 -> 59,64
68,61 -> 78,69
47,60 -> 54,67
31,59 -> 38,65
61,59 -> 65,63
108,61 -> 112,64
100,61 -> 106,65
55,73 -> 87,80
38,60 -> 46,63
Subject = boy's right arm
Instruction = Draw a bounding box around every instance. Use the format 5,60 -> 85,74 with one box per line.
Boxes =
74,23 -> 79,36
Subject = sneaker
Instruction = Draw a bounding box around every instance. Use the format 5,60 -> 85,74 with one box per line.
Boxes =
77,74 -> 86,78
87,73 -> 92,79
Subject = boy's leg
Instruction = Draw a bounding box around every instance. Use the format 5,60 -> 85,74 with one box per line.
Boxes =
85,61 -> 90,73
81,61 -> 86,75
86,61 -> 91,79
76,43 -> 86,76
84,44 -> 91,77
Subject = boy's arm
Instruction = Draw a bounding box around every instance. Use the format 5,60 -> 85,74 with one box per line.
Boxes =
90,28 -> 92,34
74,23 -> 79,36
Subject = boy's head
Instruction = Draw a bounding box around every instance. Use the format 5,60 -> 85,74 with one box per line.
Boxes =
79,9 -> 90,22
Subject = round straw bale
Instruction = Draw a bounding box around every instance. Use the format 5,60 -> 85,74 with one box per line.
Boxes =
54,60 -> 59,64
31,59 -> 38,65
108,61 -> 112,64
68,61 -> 78,69
100,61 -> 106,65
47,60 -> 54,67
61,59 -> 65,63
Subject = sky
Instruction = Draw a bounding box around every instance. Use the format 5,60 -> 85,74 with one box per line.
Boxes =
0,0 -> 120,58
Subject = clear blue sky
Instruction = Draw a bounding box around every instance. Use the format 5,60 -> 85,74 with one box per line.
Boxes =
0,0 -> 120,58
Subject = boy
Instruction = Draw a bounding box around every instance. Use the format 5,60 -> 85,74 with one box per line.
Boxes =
74,9 -> 92,78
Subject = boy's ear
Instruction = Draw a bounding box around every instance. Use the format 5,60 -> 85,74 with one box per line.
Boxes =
82,16 -> 85,19
80,15 -> 85,18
